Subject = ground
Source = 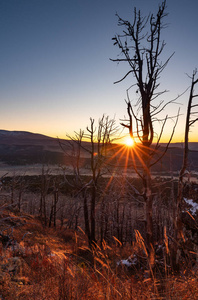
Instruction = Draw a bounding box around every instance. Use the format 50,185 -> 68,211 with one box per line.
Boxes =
0,207 -> 198,299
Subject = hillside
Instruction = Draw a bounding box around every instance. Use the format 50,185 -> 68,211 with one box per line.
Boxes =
0,207 -> 198,299
0,129 -> 198,173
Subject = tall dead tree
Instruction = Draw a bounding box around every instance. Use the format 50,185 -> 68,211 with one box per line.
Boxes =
111,0 -> 178,253
176,70 -> 198,240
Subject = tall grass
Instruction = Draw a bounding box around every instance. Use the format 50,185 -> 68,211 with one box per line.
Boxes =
1,227 -> 198,300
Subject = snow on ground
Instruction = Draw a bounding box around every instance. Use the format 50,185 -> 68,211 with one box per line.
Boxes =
184,198 -> 198,216
117,255 -> 138,267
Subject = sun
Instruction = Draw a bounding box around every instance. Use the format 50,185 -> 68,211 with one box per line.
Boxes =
125,137 -> 134,147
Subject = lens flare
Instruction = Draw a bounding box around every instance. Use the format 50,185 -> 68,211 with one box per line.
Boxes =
125,137 -> 134,147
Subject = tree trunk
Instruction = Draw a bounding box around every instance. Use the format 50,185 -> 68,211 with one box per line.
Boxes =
53,188 -> 58,228
90,185 -> 96,244
49,200 -> 53,228
142,145 -> 155,266
83,191 -> 90,243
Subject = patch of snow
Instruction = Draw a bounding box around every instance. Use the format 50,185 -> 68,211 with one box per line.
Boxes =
118,259 -> 132,267
117,255 -> 137,267
48,253 -> 56,257
184,198 -> 198,216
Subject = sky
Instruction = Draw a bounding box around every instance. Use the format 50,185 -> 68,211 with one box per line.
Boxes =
0,0 -> 198,143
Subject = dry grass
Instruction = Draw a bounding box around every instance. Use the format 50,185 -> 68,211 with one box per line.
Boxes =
0,211 -> 198,299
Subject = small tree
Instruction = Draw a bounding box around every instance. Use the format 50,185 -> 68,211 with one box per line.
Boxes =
111,0 -> 178,255
60,115 -> 118,246
39,166 -> 51,226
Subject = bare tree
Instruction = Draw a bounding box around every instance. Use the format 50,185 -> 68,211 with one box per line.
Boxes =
39,166 -> 51,226
176,70 -> 198,242
60,115 -> 118,246
48,177 -> 59,228
111,0 -> 179,256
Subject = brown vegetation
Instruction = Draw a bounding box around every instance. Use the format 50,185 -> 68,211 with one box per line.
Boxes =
0,174 -> 198,299
0,206 -> 198,300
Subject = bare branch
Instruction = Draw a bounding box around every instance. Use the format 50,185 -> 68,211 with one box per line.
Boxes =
189,117 -> 198,126
113,70 -> 133,84
150,108 -> 180,167
153,114 -> 168,151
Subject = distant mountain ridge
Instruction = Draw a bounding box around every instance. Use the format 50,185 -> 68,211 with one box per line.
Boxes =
0,129 -> 91,166
0,129 -> 65,165
0,129 -> 55,142
0,130 -> 37,136
0,130 -> 198,171
0,129 -> 198,150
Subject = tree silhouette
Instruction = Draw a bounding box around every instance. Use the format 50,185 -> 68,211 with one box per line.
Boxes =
111,0 -> 179,258
176,70 -> 198,246
60,115 -> 118,246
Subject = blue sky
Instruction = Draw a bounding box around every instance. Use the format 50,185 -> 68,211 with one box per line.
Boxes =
0,0 -> 198,142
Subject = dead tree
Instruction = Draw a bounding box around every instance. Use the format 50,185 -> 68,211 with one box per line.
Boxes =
39,166 -> 50,226
85,116 -> 118,244
60,115 -> 118,246
9,175 -> 26,211
48,178 -> 59,228
176,70 -> 198,241
60,130 -> 89,236
111,0 -> 178,254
